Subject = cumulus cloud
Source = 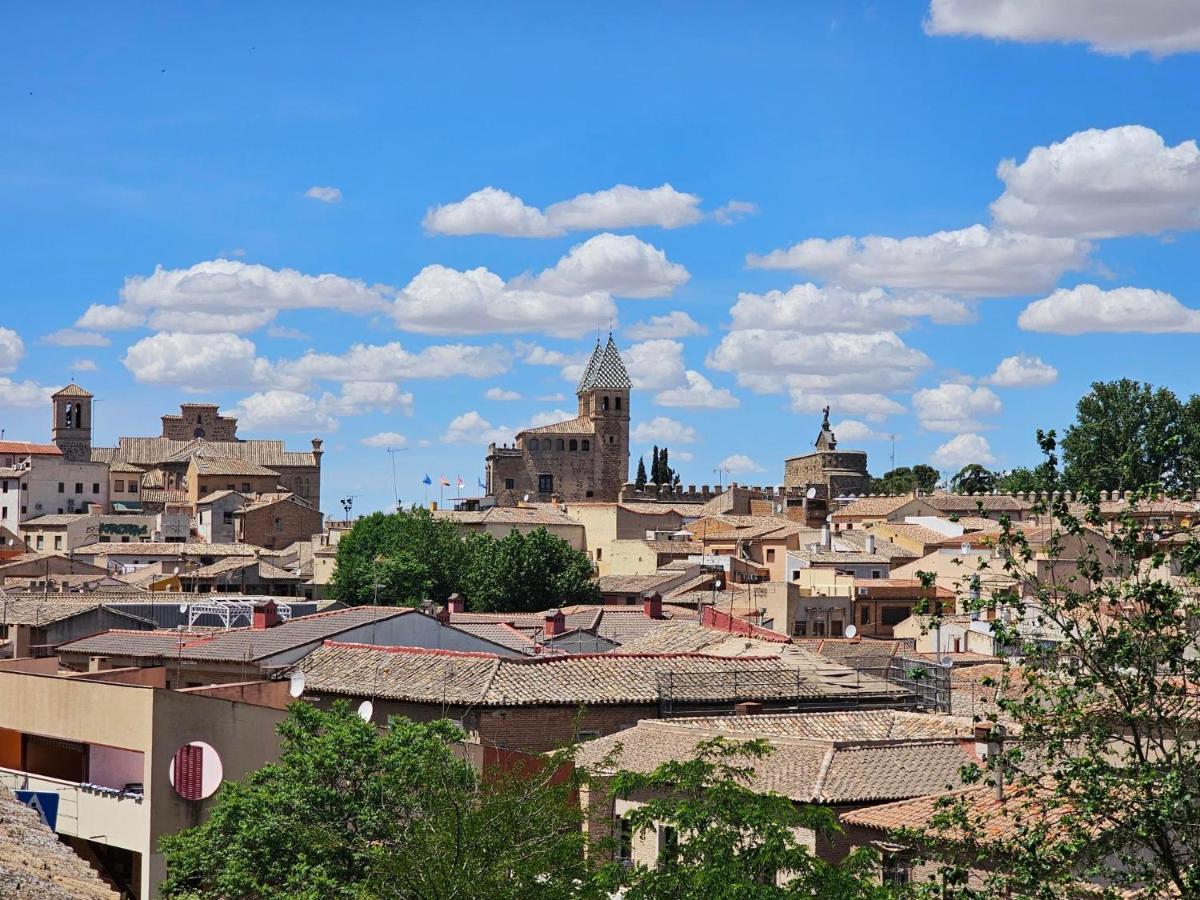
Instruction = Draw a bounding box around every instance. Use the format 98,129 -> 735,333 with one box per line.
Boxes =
654,371 -> 739,409
631,416 -> 699,445
830,420 -> 888,443
913,383 -> 1003,432
266,325 -> 311,340
713,200 -> 758,225
122,332 -> 274,390
925,0 -> 1200,57
728,283 -> 973,333
42,329 -> 111,348
624,339 -> 687,391
624,311 -> 707,340
147,308 -> 277,334
746,225 -> 1089,297
986,354 -> 1059,387
227,390 -> 340,433
393,264 -> 615,338
526,408 -> 576,429
362,431 -> 407,448
1018,284 -> 1200,334
278,341 -> 510,384
790,391 -> 905,422
719,453 -> 764,474
69,359 -> 99,372
318,381 -> 414,417
0,377 -> 52,408
305,185 -> 343,203
423,183 -> 703,237
76,303 -> 146,330
708,330 -> 931,386
525,233 -> 689,298
441,411 -> 513,445
517,343 -> 592,383
485,387 -> 522,401
538,392 -> 566,402
0,328 -> 24,374
992,126 -> 1200,238
931,433 -> 996,469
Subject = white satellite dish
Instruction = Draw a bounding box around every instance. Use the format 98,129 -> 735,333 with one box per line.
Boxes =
178,603 -> 188,613
289,671 -> 306,698
805,487 -> 817,500
357,700 -> 374,722
844,625 -> 858,639
940,655 -> 954,668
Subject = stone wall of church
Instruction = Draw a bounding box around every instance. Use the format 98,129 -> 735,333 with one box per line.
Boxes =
784,450 -> 870,494
162,405 -> 238,441
487,440 -> 616,504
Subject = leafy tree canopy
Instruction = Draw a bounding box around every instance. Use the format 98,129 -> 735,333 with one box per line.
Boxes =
950,463 -> 996,495
871,465 -> 940,495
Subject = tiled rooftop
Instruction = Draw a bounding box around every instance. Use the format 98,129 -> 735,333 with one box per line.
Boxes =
434,506 -> 581,526
832,495 -> 914,518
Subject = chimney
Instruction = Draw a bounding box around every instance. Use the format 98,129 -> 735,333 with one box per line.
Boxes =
821,525 -> 831,551
865,533 -> 876,555
311,438 -> 324,462
543,609 -> 565,638
429,501 -> 438,511
11,624 -> 32,658
89,656 -> 113,672
435,607 -> 450,625
446,593 -> 466,615
252,600 -> 282,629
973,722 -> 1008,799
734,701 -> 764,716
642,591 -> 663,620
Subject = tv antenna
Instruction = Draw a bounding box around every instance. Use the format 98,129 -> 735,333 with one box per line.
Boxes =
887,434 -> 898,470
385,448 -> 408,509
712,466 -> 731,490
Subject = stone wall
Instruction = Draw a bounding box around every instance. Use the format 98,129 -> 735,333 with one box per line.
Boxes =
784,450 -> 870,496
162,404 -> 238,441
238,497 -> 324,550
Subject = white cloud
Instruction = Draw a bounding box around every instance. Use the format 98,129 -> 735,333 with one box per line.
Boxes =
305,185 -> 343,203
931,433 -> 996,469
278,341 -> 510,384
1018,284 -> 1200,334
517,343 -> 592,383
623,339 -> 687,391
485,387 -> 522,401
362,431 -> 407,448
830,420 -> 887,443
631,416 -> 698,445
526,408 -> 576,429
708,330 -> 931,387
729,283 -> 973,333
42,329 -> 111,347
986,354 -> 1059,387
654,370 -> 739,409
69,359 -> 99,372
122,332 -> 274,389
423,183 -> 703,236
719,453 -> 764,474
537,392 -> 566,402
992,126 -> 1200,238
525,233 -> 689,298
76,303 -> 146,330
441,411 -> 513,445
913,383 -> 1003,432
790,391 -> 905,422
227,390 -> 339,433
624,311 -> 707,340
0,328 -> 24,374
319,381 -> 414,417
925,0 -> 1200,57
266,325 -> 311,340
713,200 -> 758,225
393,264 -> 615,338
0,377 -> 52,408
746,225 -> 1089,297
146,308 -> 277,333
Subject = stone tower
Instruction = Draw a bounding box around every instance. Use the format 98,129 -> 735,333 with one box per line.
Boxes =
575,334 -> 631,498
51,383 -> 94,462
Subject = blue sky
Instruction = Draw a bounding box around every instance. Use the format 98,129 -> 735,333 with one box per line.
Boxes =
3,2 -> 1200,514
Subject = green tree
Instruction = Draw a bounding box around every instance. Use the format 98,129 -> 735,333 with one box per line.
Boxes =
871,465 -> 940,495
160,703 -> 595,900
635,455 -> 648,490
651,446 -> 661,483
461,526 -> 599,613
950,463 -> 996,494
1061,379 -> 1186,492
596,737 -> 891,898
905,437 -> 1200,897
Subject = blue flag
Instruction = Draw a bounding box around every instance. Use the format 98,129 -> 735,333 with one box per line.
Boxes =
422,474 -> 432,485
478,478 -> 486,489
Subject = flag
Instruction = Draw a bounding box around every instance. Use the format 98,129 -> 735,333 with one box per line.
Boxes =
422,474 -> 432,486
456,476 -> 465,489
478,478 -> 486,490
440,475 -> 451,487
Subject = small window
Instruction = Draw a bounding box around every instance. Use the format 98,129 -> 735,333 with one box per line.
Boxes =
860,605 -> 871,625
1,481 -> 6,493
812,620 -> 826,636
882,853 -> 911,887
114,479 -> 124,492
74,483 -> 83,494
36,535 -> 44,550
223,511 -> 234,524
596,547 -> 602,560
602,397 -> 610,411
92,483 -> 100,494
615,816 -> 633,866
242,482 -> 251,492
581,440 -> 590,451
129,482 -> 138,493
614,397 -> 622,410
871,569 -> 882,579
504,478 -> 515,490
528,438 -> 539,451
538,474 -> 553,493
226,483 -> 235,491
53,535 -> 63,550
556,439 -> 565,451
766,548 -> 776,562
658,825 -> 677,868
793,620 -> 806,637
569,439 -> 578,451
58,482 -> 65,493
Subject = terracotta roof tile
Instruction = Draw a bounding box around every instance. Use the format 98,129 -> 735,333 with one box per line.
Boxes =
832,496 -> 914,518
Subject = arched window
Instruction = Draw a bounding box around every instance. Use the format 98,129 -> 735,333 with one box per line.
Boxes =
602,396 -> 609,411
581,440 -> 590,451
528,438 -> 539,451
64,404 -> 73,428
556,439 -> 565,451
615,397 -> 622,410
569,439 -> 578,451
75,403 -> 83,428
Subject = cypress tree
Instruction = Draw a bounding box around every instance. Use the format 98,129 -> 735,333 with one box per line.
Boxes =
651,446 -> 661,484
635,456 -> 647,490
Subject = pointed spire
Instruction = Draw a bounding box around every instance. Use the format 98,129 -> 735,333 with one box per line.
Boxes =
576,338 -> 603,394
578,334 -> 632,391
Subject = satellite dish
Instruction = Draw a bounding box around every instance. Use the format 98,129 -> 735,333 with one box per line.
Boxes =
522,493 -> 530,502
844,625 -> 858,639
178,604 -> 188,614
173,566 -> 180,575
805,487 -> 817,500
357,700 -> 374,722
714,579 -> 723,591
289,671 -> 306,698
940,655 -> 955,668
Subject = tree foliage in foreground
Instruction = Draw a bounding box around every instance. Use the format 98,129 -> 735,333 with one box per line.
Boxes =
330,506 -> 597,611
907,433 -> 1200,898
159,702 -> 593,900
871,465 -> 940,496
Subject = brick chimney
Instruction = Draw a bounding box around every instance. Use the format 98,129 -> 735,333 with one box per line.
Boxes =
543,609 -> 565,638
642,591 -> 663,619
435,608 -> 450,624
446,593 -> 466,615
252,600 -> 282,629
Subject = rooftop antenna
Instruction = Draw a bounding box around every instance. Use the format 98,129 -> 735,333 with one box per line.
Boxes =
888,434 -> 897,471
385,448 -> 408,509
713,466 -> 731,491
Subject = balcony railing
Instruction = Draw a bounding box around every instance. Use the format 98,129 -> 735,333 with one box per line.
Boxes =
0,766 -> 149,852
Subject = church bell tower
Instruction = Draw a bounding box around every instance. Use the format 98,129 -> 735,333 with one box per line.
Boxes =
51,383 -> 94,462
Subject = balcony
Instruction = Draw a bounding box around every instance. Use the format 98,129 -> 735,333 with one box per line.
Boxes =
0,766 -> 149,853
